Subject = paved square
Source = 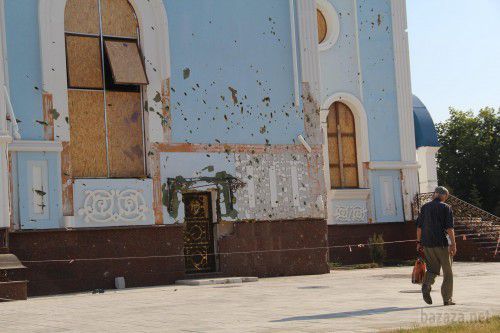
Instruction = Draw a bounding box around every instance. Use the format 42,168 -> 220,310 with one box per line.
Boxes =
1,262 -> 499,332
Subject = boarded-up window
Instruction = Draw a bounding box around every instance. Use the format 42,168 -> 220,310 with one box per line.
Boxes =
64,0 -> 145,178
100,0 -> 138,38
104,40 -> 148,85
327,102 -> 359,189
68,90 -> 107,177
317,9 -> 327,44
106,91 -> 145,177
64,0 -> 100,34
66,35 -> 103,89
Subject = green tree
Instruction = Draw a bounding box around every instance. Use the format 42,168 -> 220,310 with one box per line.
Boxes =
436,107 -> 500,215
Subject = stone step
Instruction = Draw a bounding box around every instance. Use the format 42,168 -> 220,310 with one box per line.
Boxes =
0,280 -> 28,301
175,276 -> 258,286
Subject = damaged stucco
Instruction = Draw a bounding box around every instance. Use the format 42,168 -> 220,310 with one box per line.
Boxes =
160,149 -> 325,224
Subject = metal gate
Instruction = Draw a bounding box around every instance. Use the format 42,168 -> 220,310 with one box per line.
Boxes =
182,192 -> 216,273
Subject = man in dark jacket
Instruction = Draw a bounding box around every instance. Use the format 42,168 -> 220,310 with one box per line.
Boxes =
416,186 -> 456,306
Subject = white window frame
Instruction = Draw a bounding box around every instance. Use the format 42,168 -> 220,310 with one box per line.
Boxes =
321,92 -> 370,193
316,0 -> 340,51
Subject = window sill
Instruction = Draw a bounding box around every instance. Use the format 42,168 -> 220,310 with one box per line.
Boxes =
329,188 -> 370,200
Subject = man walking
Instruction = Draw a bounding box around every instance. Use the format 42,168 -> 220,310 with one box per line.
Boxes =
416,186 -> 456,306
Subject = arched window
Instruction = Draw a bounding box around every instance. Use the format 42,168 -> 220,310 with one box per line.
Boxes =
317,9 -> 327,44
64,0 -> 147,178
327,102 -> 359,188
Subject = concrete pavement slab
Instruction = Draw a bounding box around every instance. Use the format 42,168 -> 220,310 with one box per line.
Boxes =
0,262 -> 498,332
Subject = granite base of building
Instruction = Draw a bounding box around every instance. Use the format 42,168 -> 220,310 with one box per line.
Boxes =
9,226 -> 186,296
218,219 -> 330,277
328,222 -> 417,265
9,219 -> 330,297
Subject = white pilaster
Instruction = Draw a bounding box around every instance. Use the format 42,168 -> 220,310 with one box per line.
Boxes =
0,0 -> 12,228
417,146 -> 440,193
391,0 -> 419,220
296,0 -> 321,103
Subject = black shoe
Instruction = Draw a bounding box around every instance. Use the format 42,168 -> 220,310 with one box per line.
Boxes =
422,284 -> 432,304
444,300 -> 456,306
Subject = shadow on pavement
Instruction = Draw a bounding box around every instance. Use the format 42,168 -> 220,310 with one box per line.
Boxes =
271,306 -> 441,322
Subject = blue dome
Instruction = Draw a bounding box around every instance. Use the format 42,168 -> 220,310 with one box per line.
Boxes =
413,95 -> 440,148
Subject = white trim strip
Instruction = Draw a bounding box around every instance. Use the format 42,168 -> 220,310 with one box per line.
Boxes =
291,164 -> 300,207
369,161 -> 419,170
289,0 -> 300,109
269,164 -> 278,208
246,166 -> 256,209
329,188 -> 371,200
9,140 -> 63,152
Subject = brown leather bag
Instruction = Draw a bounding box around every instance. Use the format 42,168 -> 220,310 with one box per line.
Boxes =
412,250 -> 426,284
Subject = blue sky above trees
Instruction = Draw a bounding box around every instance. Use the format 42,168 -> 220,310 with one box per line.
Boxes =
407,0 -> 500,122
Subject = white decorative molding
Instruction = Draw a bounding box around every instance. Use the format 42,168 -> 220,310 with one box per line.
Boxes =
0,0 -> 11,228
0,134 -> 11,144
317,0 -> 340,51
380,176 -> 397,216
352,0 -> 364,102
0,139 -> 9,228
28,160 -> 49,217
269,163 -> 278,208
297,0 -> 321,103
368,161 -> 419,170
289,0 -> 300,109
245,166 -> 256,209
330,188 -> 370,201
78,189 -> 149,224
9,140 -> 63,152
334,205 -> 367,224
391,0 -> 419,220
73,178 -> 153,227
38,0 -> 171,144
320,92 -> 370,189
291,164 -> 300,207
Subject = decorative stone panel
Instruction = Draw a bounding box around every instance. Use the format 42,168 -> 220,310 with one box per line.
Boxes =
71,179 -> 154,228
329,200 -> 368,224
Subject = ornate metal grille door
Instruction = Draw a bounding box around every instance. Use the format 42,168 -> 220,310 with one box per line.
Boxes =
183,192 -> 216,273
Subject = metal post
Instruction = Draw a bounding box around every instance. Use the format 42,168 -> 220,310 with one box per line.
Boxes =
97,0 -> 111,177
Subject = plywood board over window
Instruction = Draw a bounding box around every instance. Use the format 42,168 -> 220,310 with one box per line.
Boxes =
327,102 -> 359,189
101,0 -> 138,38
66,35 -> 103,89
68,90 -> 107,178
106,91 -> 145,178
104,40 -> 148,85
64,0 -> 100,34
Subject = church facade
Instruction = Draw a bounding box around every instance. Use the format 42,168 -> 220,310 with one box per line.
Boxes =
0,0 -> 439,296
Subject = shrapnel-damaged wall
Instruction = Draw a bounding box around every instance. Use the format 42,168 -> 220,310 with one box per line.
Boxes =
156,87 -> 325,224
159,146 -> 325,224
234,151 -> 324,220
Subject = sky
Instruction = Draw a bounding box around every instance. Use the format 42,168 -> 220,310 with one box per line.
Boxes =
406,0 -> 500,123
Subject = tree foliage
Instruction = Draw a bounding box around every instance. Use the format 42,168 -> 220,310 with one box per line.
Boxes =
436,107 -> 500,215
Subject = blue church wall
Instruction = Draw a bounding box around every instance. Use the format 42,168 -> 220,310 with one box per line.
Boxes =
163,0 -> 302,145
2,0 -> 411,225
320,0 -> 402,162
356,0 -> 401,162
4,0 -> 44,141
319,0 -> 361,101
